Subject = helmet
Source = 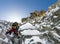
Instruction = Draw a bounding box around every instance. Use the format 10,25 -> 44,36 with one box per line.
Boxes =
12,22 -> 18,26
12,22 -> 19,29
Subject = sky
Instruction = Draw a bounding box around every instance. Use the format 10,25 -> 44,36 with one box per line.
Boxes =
0,0 -> 57,23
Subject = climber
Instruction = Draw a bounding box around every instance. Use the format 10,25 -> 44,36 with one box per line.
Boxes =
5,22 -> 19,37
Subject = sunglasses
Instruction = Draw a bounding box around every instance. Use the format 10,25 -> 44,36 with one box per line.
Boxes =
12,25 -> 17,26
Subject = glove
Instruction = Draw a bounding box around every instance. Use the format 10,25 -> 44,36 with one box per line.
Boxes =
5,31 -> 11,35
5,32 -> 9,35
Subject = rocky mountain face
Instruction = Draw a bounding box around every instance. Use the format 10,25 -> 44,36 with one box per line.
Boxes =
21,10 -> 46,24
20,4 -> 60,44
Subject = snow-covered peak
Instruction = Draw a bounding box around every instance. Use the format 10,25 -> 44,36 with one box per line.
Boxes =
20,23 -> 36,30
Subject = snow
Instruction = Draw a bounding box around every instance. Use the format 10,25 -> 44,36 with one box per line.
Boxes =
46,25 -> 51,27
51,31 -> 60,41
35,24 -> 40,28
46,6 -> 59,17
0,24 -> 3,27
0,38 -> 9,43
8,33 -> 14,37
25,36 -> 51,44
53,15 -> 58,18
42,25 -> 46,27
47,9 -> 54,16
30,36 -> 42,44
21,30 -> 40,35
25,36 -> 42,44
53,6 -> 60,12
0,37 -> 12,44
21,29 -> 49,36
20,23 -> 36,30
50,22 -> 53,25
42,24 -> 51,28
32,20 -> 35,23
3,38 -> 9,43
42,38 -> 48,44
55,25 -> 60,30
41,31 -> 48,35
40,22 -> 46,25
0,28 -> 2,33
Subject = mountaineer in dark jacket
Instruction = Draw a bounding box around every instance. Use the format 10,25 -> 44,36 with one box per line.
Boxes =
5,22 -> 19,36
